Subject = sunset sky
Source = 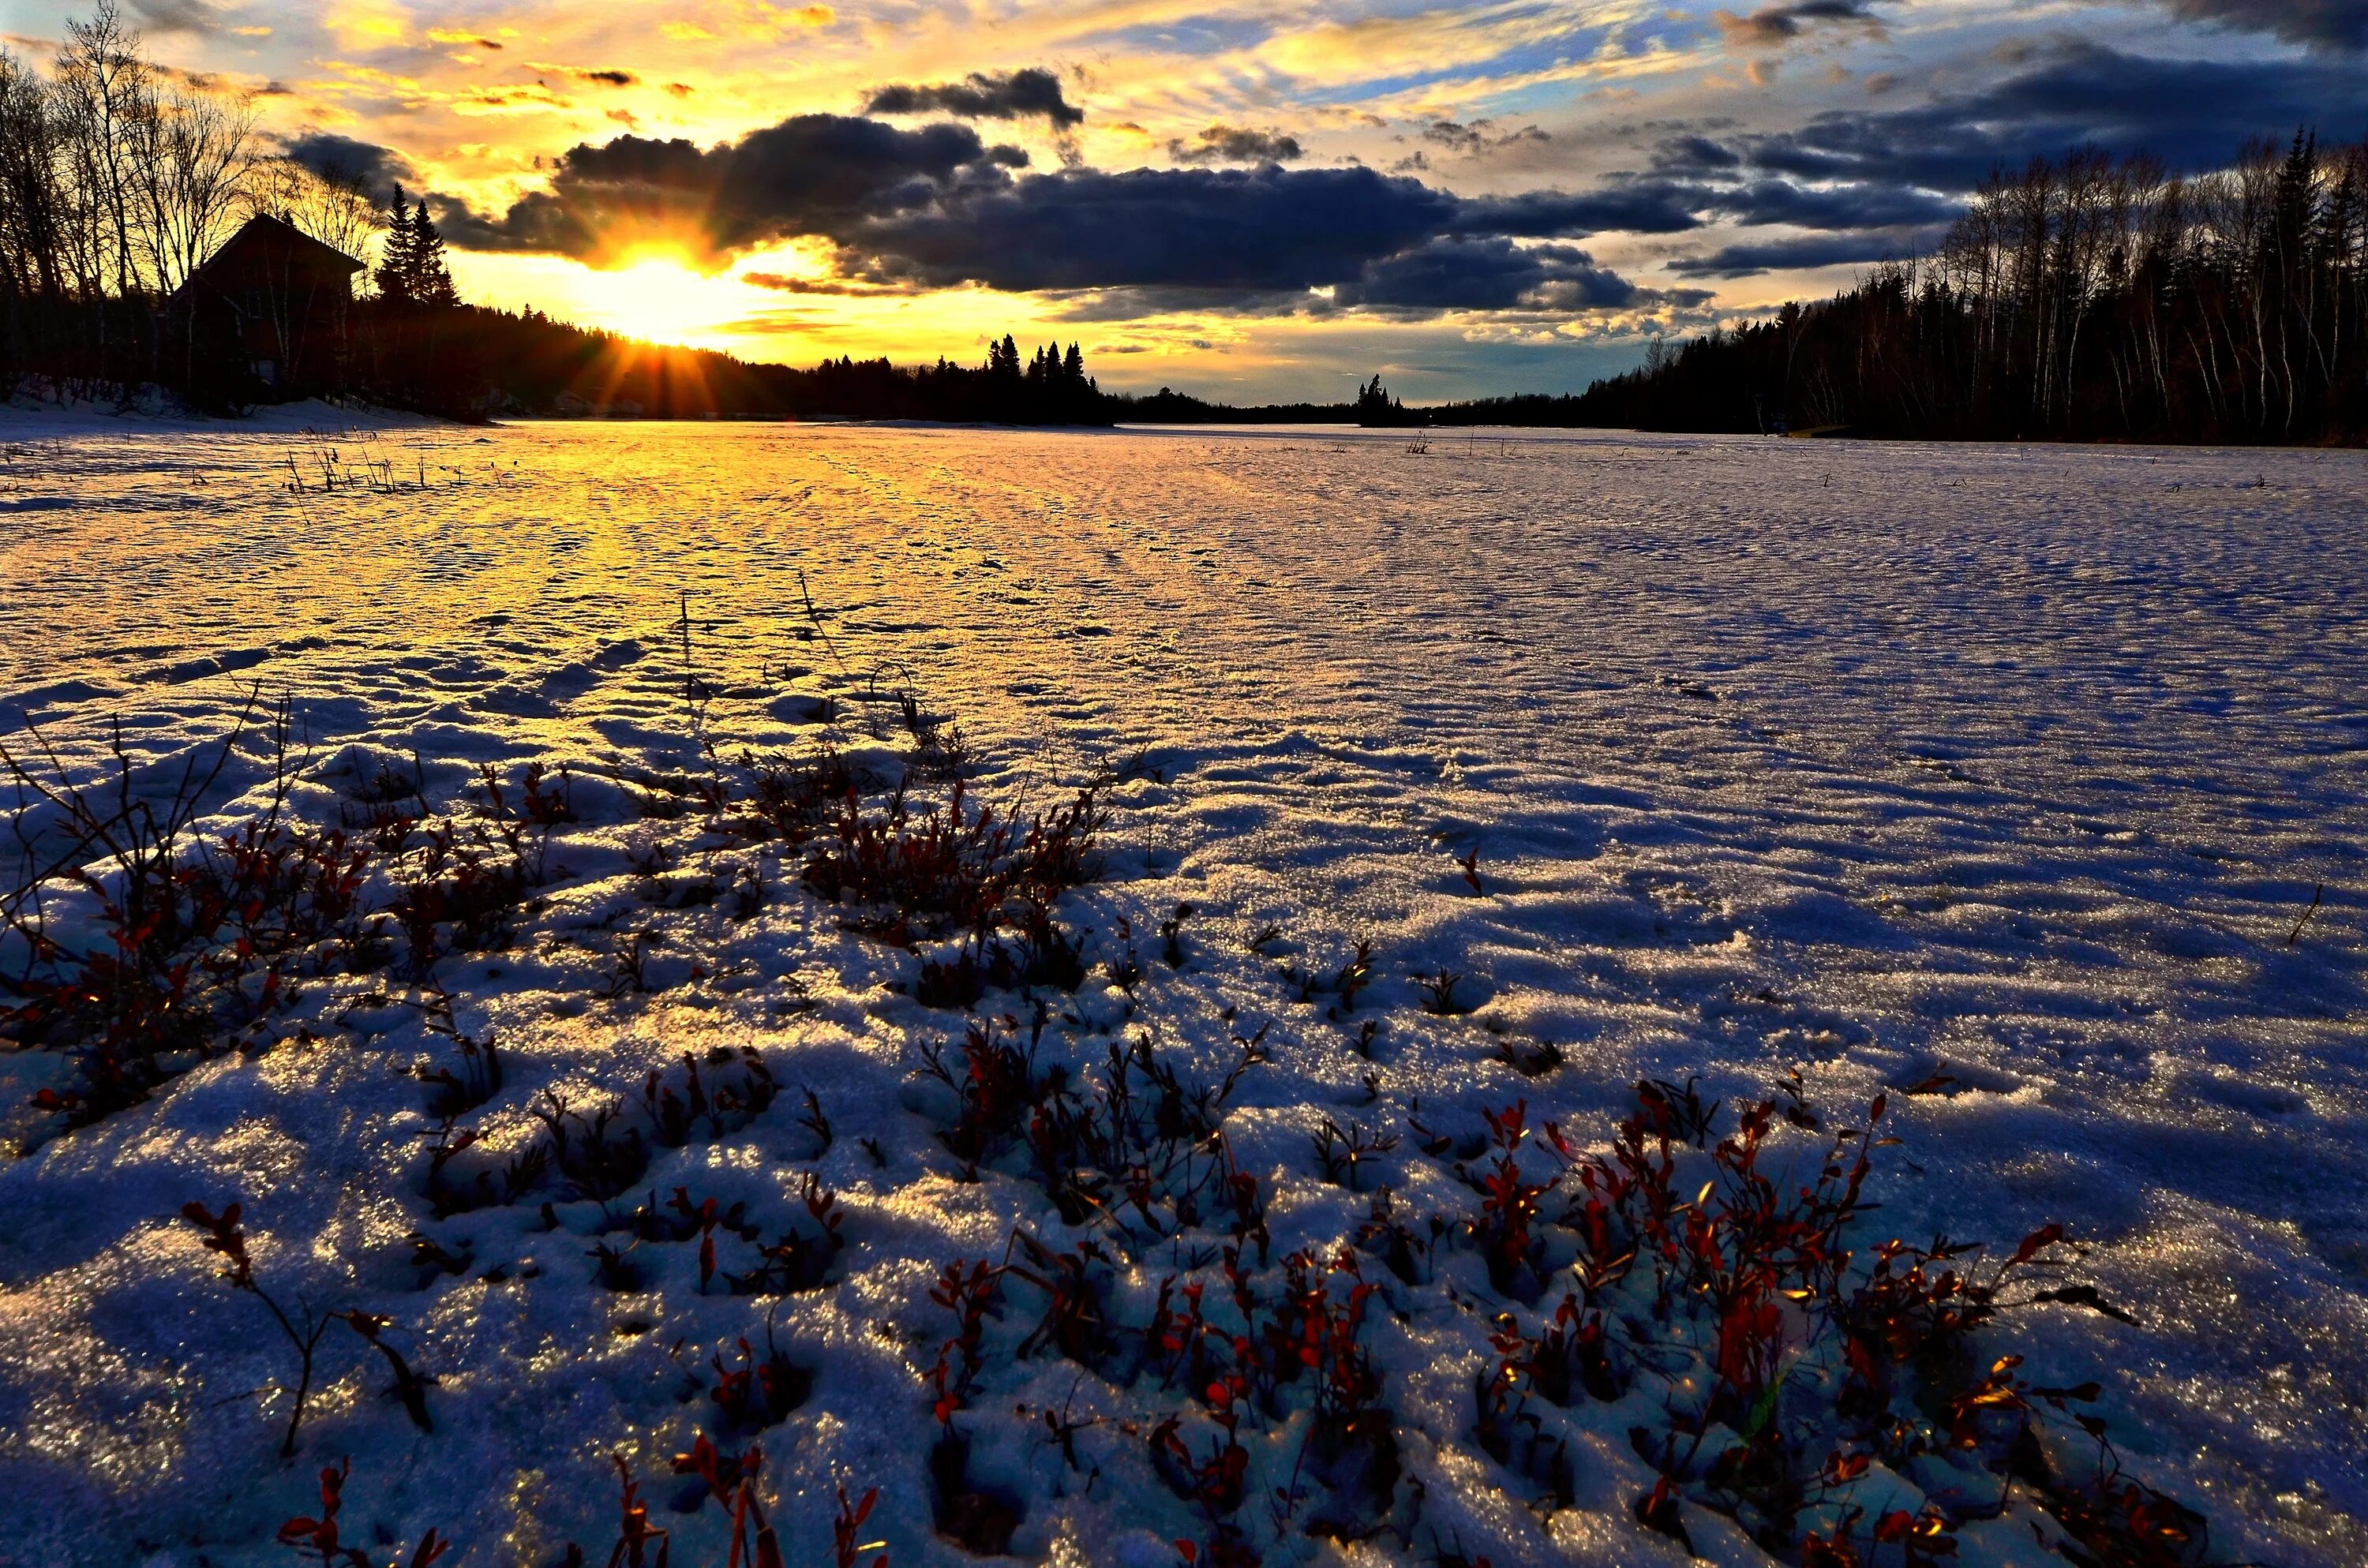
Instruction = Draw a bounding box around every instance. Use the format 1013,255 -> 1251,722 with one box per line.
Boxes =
8,0 -> 2359,399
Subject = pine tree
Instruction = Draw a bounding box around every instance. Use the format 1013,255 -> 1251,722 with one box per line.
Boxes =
374,185 -> 418,302
410,199 -> 459,306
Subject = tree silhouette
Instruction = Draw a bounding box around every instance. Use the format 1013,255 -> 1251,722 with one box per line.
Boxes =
372,189 -> 457,306
408,199 -> 458,306
373,185 -> 418,302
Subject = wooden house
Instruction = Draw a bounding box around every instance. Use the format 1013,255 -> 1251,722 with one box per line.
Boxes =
176,215 -> 364,398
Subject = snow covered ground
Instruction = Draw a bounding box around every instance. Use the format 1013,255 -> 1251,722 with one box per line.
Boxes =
0,417 -> 2362,1567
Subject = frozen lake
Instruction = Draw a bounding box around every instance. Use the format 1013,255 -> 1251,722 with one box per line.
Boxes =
1,417 -> 2363,1565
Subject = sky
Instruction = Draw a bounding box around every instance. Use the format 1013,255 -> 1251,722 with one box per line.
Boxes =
8,0 -> 2363,400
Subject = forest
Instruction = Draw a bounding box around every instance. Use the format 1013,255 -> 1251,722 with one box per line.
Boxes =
1541,133 -> 2368,445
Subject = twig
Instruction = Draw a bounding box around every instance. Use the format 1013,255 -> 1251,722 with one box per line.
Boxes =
796,569 -> 851,675
2286,882 -> 2325,946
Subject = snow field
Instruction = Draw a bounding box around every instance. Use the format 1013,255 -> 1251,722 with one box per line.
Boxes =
0,417 -> 2362,1566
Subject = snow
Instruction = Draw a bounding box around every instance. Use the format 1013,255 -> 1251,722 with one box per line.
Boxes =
2,392 -> 453,437
0,420 -> 2362,1566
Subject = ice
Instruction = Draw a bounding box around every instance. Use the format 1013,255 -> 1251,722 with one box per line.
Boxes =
0,416 -> 2362,1564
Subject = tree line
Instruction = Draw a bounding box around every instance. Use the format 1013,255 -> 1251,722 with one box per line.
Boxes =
1545,130 -> 2368,444
0,4 -> 1122,421
0,3 -> 420,401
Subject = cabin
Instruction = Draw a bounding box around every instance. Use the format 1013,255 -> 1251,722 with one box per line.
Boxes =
175,215 -> 364,399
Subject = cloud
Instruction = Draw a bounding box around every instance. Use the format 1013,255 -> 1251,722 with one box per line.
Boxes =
863,67 -> 1084,128
2161,0 -> 2368,50
1422,119 -> 1551,156
740,271 -> 912,296
1654,135 -> 1744,172
1451,183 -> 1707,238
126,0 -> 219,32
1710,179 -> 1955,230
438,115 -> 1028,268
1713,1 -> 1887,47
1670,229 -> 1947,278
1337,237 -> 1643,311
1734,42 -> 2364,190
536,65 -> 635,87
1168,125 -> 1303,164
428,28 -> 501,49
838,164 -> 1707,311
442,114 -> 1727,316
279,131 -> 414,204
840,165 -> 1459,293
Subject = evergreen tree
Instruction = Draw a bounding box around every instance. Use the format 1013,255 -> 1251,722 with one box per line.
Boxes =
373,185 -> 418,302
409,198 -> 459,306
370,189 -> 459,306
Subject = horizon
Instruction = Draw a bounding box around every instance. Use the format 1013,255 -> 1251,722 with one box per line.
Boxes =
6,0 -> 2361,402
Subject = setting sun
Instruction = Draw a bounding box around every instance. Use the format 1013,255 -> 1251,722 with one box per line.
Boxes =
557,256 -> 751,349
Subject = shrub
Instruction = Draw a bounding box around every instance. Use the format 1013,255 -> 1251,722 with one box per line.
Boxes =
709,1327 -> 812,1435
804,780 -> 1106,943
639,1048 -> 779,1147
734,746 -> 864,846
1453,1081 -> 2188,1558
3,707 -> 378,1132
915,1010 -> 1269,1242
182,1201 -> 434,1458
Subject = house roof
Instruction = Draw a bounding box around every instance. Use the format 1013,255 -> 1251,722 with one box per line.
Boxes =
182,214 -> 365,295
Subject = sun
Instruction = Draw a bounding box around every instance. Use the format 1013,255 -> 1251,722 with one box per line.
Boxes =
562,256 -> 751,349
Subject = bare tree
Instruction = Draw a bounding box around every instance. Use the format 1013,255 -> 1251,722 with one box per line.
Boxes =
245,154 -> 384,271
54,1 -> 157,300
134,79 -> 256,295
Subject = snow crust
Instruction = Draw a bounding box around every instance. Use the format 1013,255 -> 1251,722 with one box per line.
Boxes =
0,421 -> 2362,1566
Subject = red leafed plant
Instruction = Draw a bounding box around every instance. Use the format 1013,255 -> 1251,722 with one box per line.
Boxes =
833,1479 -> 890,1568
925,1258 -> 1001,1428
670,1436 -> 785,1568
4,702 -> 380,1134
278,1458 -> 449,1567
182,1200 -> 434,1457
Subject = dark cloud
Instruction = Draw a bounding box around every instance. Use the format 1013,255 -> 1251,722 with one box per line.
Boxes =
1737,43 -> 2363,190
527,63 -> 636,86
841,165 -> 1458,292
740,272 -> 912,296
438,115 -> 1026,267
1714,1 -> 1887,47
1422,119 -> 1552,156
1710,179 -> 1955,230
1654,135 -> 1744,171
840,166 -> 1703,312
1169,125 -> 1303,164
864,68 -> 1084,128
126,0 -> 219,33
2164,0 -> 2368,50
280,132 -> 414,205
1451,182 -> 1707,238
1337,238 -> 1641,311
444,114 -> 1718,315
1671,229 -> 1949,278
